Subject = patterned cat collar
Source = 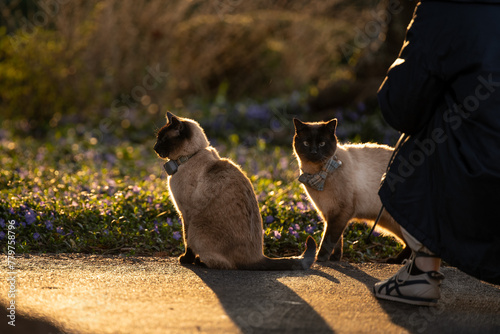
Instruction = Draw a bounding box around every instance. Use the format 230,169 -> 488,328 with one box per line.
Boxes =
298,156 -> 342,191
163,154 -> 195,176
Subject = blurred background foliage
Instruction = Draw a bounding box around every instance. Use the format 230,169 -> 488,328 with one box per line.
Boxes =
0,0 -> 415,140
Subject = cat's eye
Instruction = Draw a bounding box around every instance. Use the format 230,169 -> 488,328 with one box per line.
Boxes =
303,141 -> 309,147
319,142 -> 326,147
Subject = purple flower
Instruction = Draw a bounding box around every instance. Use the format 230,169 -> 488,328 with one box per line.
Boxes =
265,216 -> 274,224
166,218 -> 173,226
293,224 -> 300,231
357,101 -> 366,112
305,225 -> 315,234
45,221 -> 53,230
372,230 -> 381,238
273,230 -> 281,239
138,225 -> 144,231
296,202 -> 307,211
154,223 -> 159,234
290,231 -> 299,239
8,208 -> 15,215
103,229 -> 109,235
56,226 -> 64,235
279,157 -> 289,170
0,231 -> 5,240
132,185 -> 140,194
247,104 -> 269,121
172,231 -> 182,240
270,119 -> 282,131
25,209 -> 36,225
33,232 -> 40,240
0,218 -> 5,228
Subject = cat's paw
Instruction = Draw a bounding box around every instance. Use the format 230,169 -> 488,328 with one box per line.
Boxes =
316,251 -> 331,262
179,248 -> 196,264
178,254 -> 194,264
194,256 -> 208,268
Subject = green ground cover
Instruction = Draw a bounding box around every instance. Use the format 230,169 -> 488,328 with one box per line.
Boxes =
0,104 -> 402,262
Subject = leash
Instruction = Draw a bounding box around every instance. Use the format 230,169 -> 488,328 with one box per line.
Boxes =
365,133 -> 408,242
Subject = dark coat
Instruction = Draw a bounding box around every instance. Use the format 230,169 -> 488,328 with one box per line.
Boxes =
378,0 -> 500,284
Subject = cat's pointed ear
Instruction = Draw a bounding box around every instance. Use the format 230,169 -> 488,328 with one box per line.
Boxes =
293,118 -> 306,133
166,112 -> 176,124
166,112 -> 184,131
326,118 -> 338,133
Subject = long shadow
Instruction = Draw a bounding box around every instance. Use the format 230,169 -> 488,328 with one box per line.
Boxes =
188,265 -> 336,334
317,262 -> 500,333
0,305 -> 65,334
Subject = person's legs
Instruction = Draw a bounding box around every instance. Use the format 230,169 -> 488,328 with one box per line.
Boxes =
373,227 -> 444,306
401,227 -> 441,272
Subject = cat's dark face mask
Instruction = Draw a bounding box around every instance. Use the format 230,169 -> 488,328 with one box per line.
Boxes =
154,113 -> 191,159
293,119 -> 338,163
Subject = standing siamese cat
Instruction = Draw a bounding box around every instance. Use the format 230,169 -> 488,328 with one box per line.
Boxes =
293,118 -> 409,262
154,112 -> 316,270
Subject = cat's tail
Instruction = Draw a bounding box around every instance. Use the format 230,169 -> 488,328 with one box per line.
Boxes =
238,236 -> 317,271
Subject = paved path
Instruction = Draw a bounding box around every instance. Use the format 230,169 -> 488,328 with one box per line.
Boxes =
1,254 -> 499,334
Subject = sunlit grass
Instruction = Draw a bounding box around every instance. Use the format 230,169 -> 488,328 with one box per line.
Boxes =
0,123 -> 402,262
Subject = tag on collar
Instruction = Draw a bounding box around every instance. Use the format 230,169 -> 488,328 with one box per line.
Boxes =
163,160 -> 179,175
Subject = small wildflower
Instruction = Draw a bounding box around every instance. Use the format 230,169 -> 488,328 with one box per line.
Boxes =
103,229 -> 109,235
33,232 -> 40,240
305,225 -> 315,234
279,157 -> 288,170
45,221 -> 53,230
25,209 -> 36,225
265,216 -> 274,224
138,225 -> 144,231
0,218 -> 5,228
56,226 -> 64,235
273,230 -> 281,239
0,231 -> 5,240
357,101 -> 366,112
132,185 -> 141,193
293,224 -> 300,231
172,231 -> 182,240
296,202 -> 307,211
166,218 -> 173,226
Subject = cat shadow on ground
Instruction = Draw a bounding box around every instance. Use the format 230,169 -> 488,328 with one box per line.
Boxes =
188,265 -> 338,334
317,261 -> 500,333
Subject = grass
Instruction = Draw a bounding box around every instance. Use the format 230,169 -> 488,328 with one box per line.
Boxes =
0,113 -> 403,262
